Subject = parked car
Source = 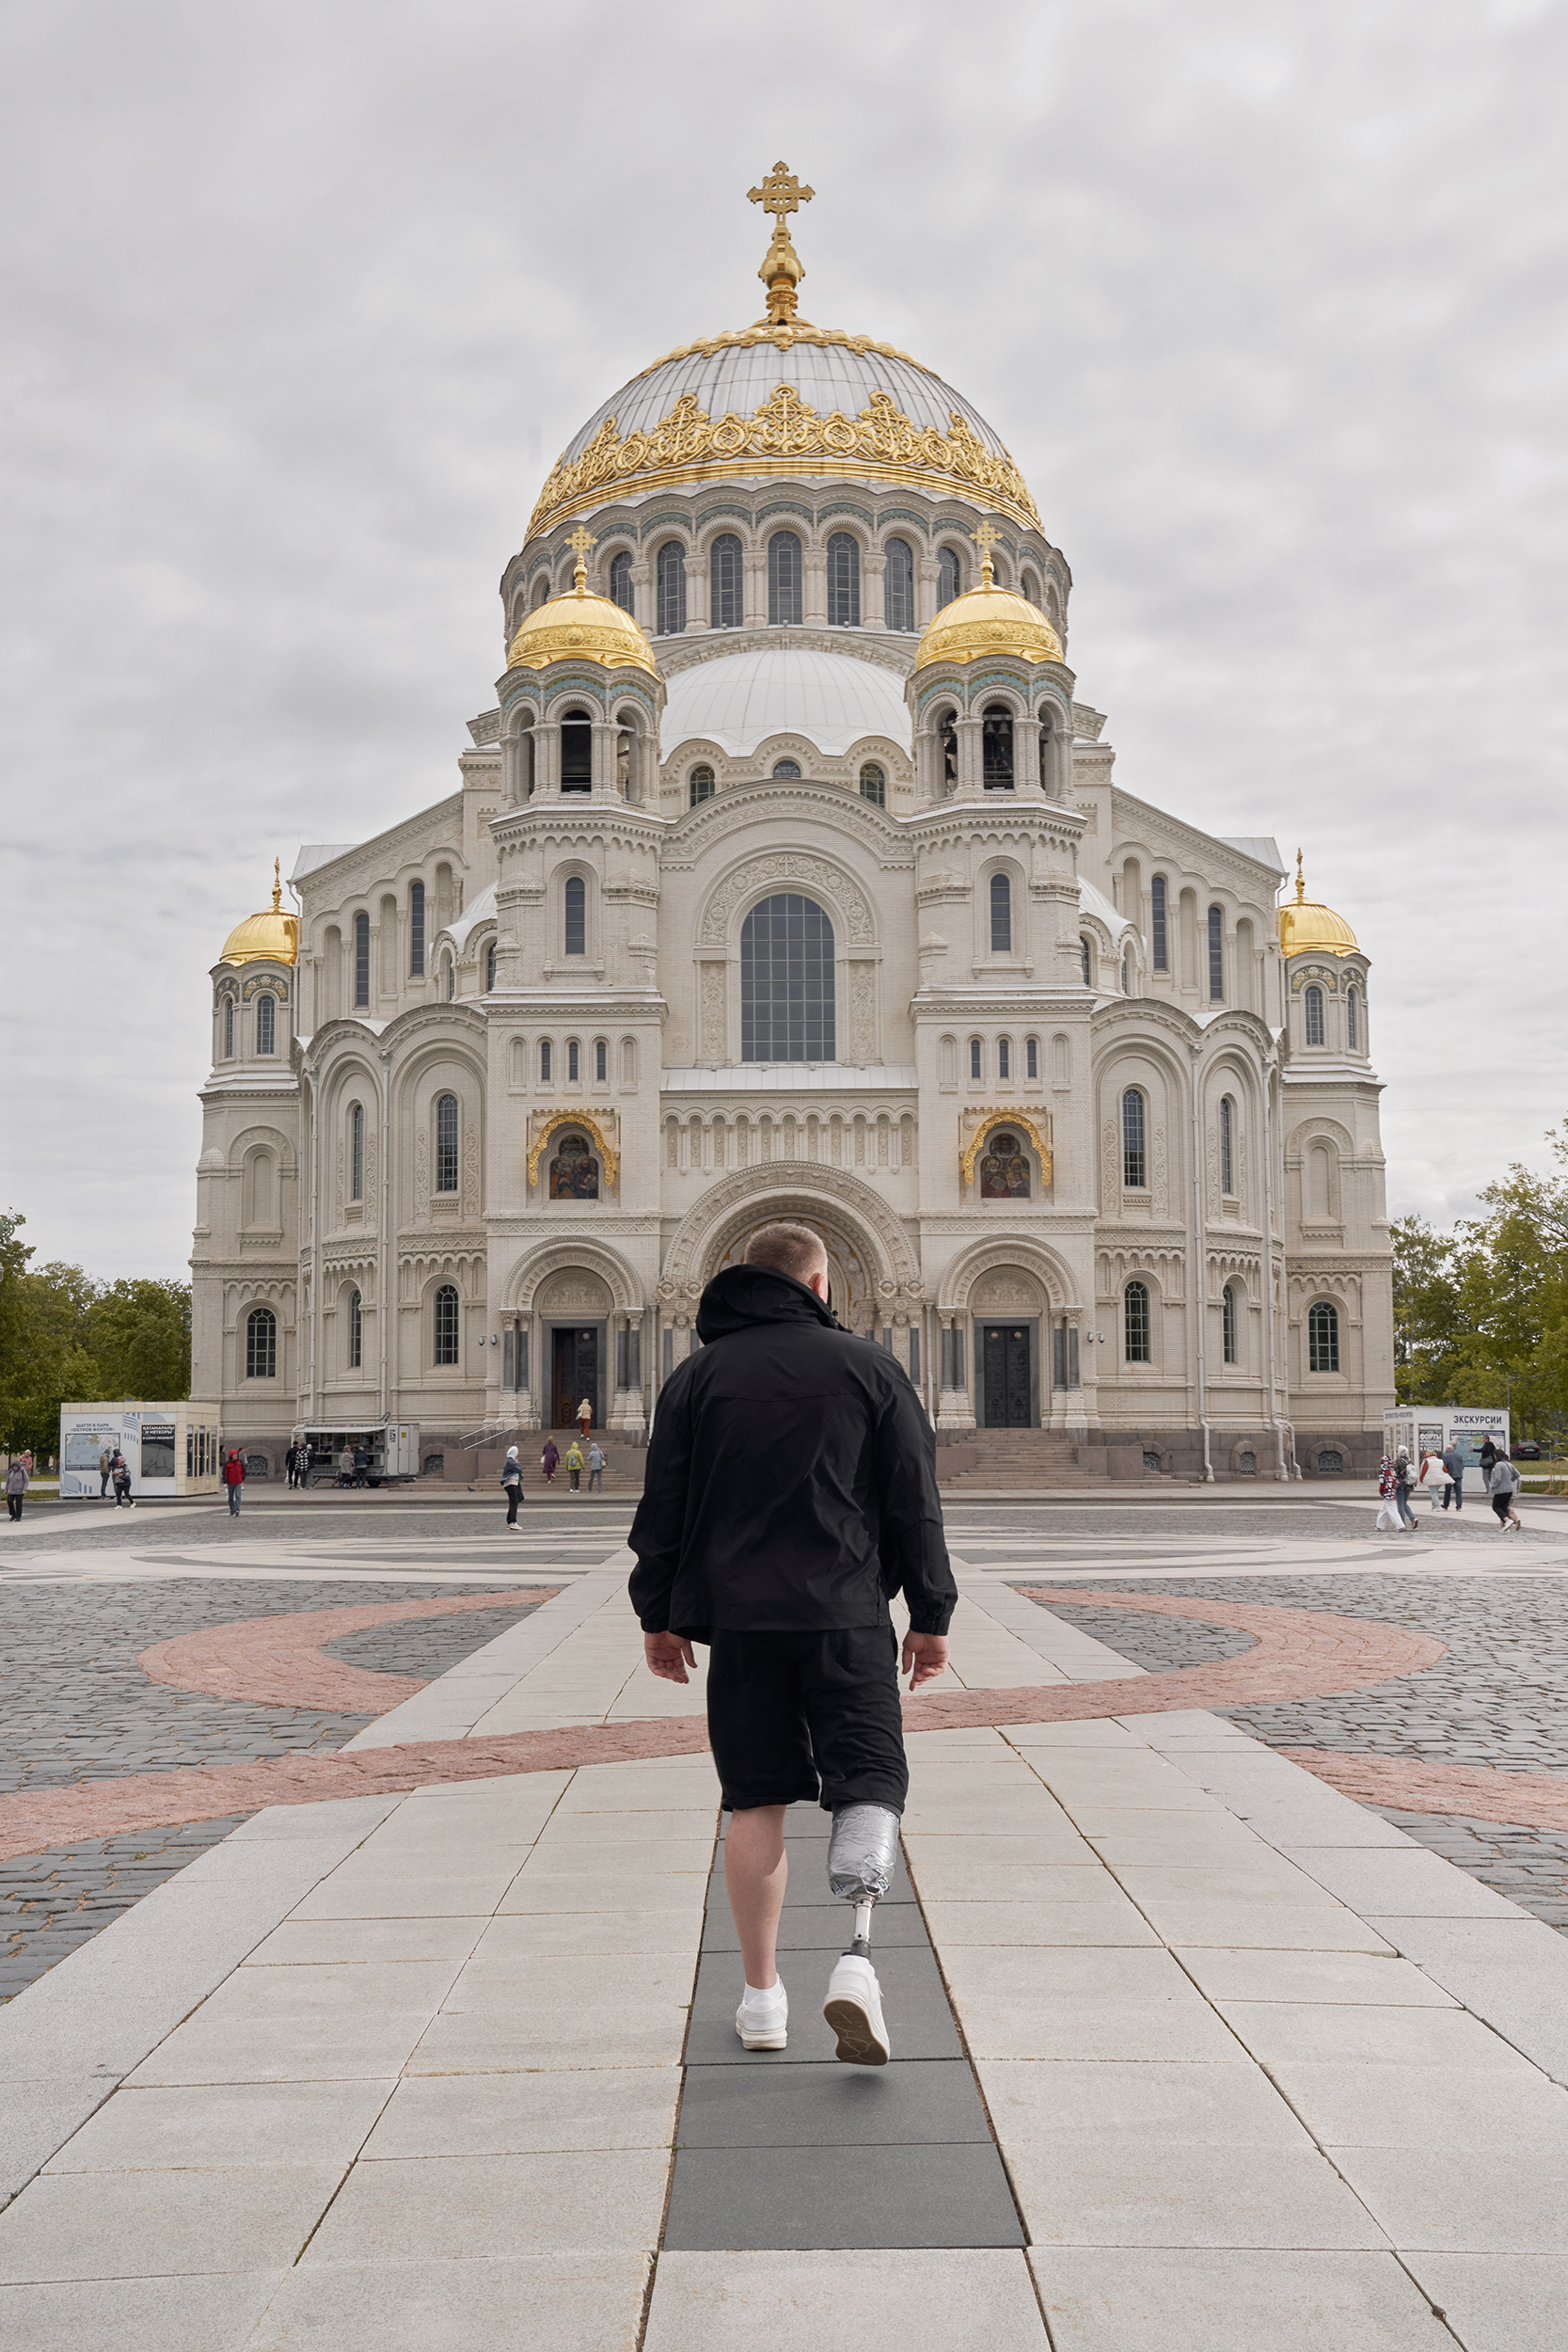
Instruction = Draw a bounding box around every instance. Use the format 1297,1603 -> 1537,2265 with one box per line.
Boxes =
1513,1439 -> 1542,1461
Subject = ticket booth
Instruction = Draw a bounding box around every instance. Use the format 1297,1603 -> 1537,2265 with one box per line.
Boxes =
58,1404 -> 224,1499
1383,1406 -> 1510,1471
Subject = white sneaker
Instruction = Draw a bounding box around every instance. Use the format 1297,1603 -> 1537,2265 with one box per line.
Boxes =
823,1953 -> 891,2066
735,1979 -> 788,2051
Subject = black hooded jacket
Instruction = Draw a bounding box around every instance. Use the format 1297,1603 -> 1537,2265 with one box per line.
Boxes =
627,1263 -> 957,1643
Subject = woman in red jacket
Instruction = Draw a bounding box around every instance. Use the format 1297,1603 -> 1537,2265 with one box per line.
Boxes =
224,1449 -> 245,1518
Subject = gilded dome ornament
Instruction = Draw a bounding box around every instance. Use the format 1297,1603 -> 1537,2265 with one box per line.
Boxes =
219,858 -> 299,968
1277,849 -> 1358,958
505,529 -> 657,677
912,524 -> 1066,670
748,160 -> 815,326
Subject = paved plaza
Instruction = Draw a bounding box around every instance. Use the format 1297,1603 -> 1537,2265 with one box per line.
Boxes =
2,1491 -> 1567,2348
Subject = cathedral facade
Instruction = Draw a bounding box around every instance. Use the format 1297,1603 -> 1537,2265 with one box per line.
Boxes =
192,176 -> 1394,1481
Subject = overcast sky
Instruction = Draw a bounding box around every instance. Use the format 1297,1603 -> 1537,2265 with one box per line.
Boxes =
1,0 -> 1562,1281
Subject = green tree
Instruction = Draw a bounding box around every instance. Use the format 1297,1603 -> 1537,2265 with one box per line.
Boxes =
1445,1121 -> 1568,1438
1391,1214 -> 1464,1404
0,1213 -> 192,1457
87,1279 -> 191,1401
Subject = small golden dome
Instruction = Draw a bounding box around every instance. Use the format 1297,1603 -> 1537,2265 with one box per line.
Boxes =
507,532 -> 657,676
220,861 -> 298,967
1277,850 -> 1358,958
913,529 -> 1064,671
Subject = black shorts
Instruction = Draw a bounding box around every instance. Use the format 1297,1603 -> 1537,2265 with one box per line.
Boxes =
1492,1492 -> 1513,1520
705,1625 -> 908,1816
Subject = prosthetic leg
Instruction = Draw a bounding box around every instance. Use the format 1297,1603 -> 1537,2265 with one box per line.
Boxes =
822,1804 -> 899,2065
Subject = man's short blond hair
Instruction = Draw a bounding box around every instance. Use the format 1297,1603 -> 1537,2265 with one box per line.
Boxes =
743,1221 -> 828,1286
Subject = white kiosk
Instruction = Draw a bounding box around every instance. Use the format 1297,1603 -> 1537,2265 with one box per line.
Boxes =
59,1403 -> 224,1499
1383,1406 -> 1510,1470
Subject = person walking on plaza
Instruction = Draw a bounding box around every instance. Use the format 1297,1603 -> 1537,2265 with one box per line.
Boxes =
1487,1448 -> 1523,1534
224,1448 -> 245,1517
541,1436 -> 560,1486
1418,1450 -> 1447,1514
5,1457 -> 27,1521
577,1396 -> 593,1446
352,1440 -> 369,1489
1479,1437 -> 1498,1482
587,1438 -> 606,1494
501,1444 -> 525,1526
564,1438 -> 584,1492
1441,1439 -> 1465,1510
1393,1449 -> 1418,1530
1374,1455 -> 1404,1534
629,1220 -> 957,2068
99,1441 -> 114,1501
112,1454 -> 135,1508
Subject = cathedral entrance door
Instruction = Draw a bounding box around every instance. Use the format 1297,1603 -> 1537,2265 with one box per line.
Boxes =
980,1324 -> 1034,1427
551,1327 -> 600,1430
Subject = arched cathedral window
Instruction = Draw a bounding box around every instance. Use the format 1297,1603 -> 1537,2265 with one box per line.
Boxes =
882,538 -> 914,631
409,880 -> 425,975
1208,906 -> 1225,1002
223,997 -> 234,1058
1304,984 -> 1325,1045
1308,1298 -> 1339,1372
1123,1281 -> 1150,1363
656,541 -> 687,635
354,912 -> 370,1008
435,1093 -> 459,1194
1080,936 -> 1093,988
564,876 -> 587,957
350,1102 -> 364,1201
1151,875 -> 1168,972
1347,986 -> 1359,1049
609,549 -> 634,613
938,707 -> 958,792
348,1288 -> 362,1370
1223,1282 -> 1238,1364
982,705 -> 1014,789
937,545 -> 962,608
826,532 -> 861,627
1121,1089 -> 1147,1188
1220,1094 -> 1235,1194
709,534 -> 742,628
245,1307 -> 277,1380
255,994 -> 276,1055
485,940 -> 497,993
689,765 -> 715,806
560,708 -> 592,792
433,1284 -> 460,1366
1038,705 -> 1055,795
768,532 -> 802,626
990,873 -> 1012,954
740,893 -> 834,1063
859,763 -> 885,807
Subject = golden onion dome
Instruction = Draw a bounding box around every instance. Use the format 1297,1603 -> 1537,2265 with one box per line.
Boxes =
913,533 -> 1065,671
507,539 -> 657,676
1277,850 -> 1358,958
219,861 -> 298,967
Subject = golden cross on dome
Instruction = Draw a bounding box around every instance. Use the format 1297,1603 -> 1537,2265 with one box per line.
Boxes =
749,161 -> 814,326
969,520 -> 1003,587
1294,847 -> 1307,903
564,524 -> 596,596
271,856 -> 282,914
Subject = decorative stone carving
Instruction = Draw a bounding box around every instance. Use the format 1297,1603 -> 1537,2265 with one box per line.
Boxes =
849,962 -> 876,1058
537,1271 -> 611,1314
413,1129 -> 428,1218
699,961 -> 727,1059
700,852 -> 874,946
461,1125 -> 481,1218
1152,1124 -> 1168,1216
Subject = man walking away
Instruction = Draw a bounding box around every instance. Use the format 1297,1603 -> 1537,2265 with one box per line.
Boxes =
629,1221 -> 956,2067
224,1449 -> 245,1517
587,1438 -> 606,1494
99,1443 -> 114,1501
5,1458 -> 26,1521
501,1445 -> 525,1527
1441,1440 -> 1464,1511
1488,1450 -> 1523,1534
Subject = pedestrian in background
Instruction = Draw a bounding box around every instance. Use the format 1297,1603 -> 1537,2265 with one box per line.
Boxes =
1393,1451 -> 1418,1530
1480,1437 -> 1498,1481
587,1438 -> 606,1494
113,1454 -> 135,1508
541,1437 -> 560,1486
1374,1456 -> 1403,1534
5,1458 -> 27,1521
1418,1450 -> 1447,1514
99,1442 -> 114,1501
1488,1449 -> 1523,1534
224,1448 -> 245,1517
352,1440 -> 369,1489
1440,1440 -> 1464,1511
501,1445 -> 524,1528
577,1396 -> 593,1446
565,1438 -> 584,1493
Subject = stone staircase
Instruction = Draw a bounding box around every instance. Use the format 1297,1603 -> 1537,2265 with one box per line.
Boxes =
936,1429 -> 1117,1490
424,1428 -> 647,1493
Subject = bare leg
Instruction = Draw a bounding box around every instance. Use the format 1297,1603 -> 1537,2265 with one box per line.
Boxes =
724,1804 -> 788,1988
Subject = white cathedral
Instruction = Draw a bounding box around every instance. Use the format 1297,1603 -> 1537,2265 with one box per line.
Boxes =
192,171 -> 1394,1483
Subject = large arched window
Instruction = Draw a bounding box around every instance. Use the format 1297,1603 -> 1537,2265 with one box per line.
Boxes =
1124,1281 -> 1150,1363
826,532 -> 861,627
709,533 -> 742,629
1220,1095 -> 1235,1194
937,545 -> 962,608
1080,937 -> 1094,988
689,765 -> 715,807
883,538 -> 914,631
223,997 -> 234,1058
1208,906 -> 1225,1002
434,1283 -> 460,1366
254,993 -> 275,1055
859,762 -> 885,807
656,540 -> 687,635
435,1092 -> 459,1193
970,1037 -> 984,1082
1021,568 -> 1039,605
564,876 -> 586,956
768,531 -> 802,625
354,912 -> 371,1008
245,1306 -> 277,1379
990,872 -> 1012,954
539,1039 -> 552,1083
409,880 -> 425,976
1307,1299 -> 1340,1373
1151,875 -> 1168,972
1121,1088 -> 1147,1188
771,758 -> 801,778
1347,986 -> 1359,1050
349,1102 -> 364,1201
1304,984 -> 1325,1045
348,1288 -> 362,1370
531,574 -> 550,609
560,707 -> 592,791
740,893 -> 835,1062
609,548 -> 634,613
1222,1282 -> 1238,1365
982,704 -> 1014,789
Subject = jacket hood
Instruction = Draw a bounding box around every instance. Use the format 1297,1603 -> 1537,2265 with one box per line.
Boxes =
695,1262 -> 840,1343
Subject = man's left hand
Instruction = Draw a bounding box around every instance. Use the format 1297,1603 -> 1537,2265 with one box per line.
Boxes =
902,1630 -> 950,1690
644,1630 -> 697,1685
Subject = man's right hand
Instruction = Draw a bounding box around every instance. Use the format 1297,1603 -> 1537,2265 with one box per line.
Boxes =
644,1630 -> 697,1685
902,1630 -> 950,1690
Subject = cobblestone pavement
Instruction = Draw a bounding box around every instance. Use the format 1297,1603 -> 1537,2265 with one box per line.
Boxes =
0,1581 -> 548,2003
1036,1577 -> 1568,1935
